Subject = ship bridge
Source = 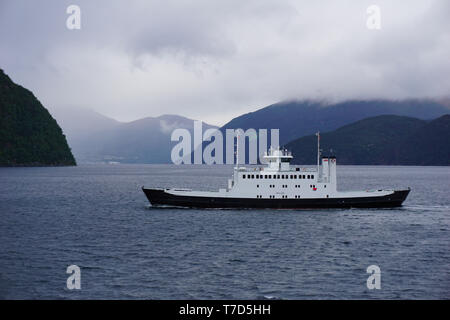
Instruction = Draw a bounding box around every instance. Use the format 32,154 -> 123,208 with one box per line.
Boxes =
262,147 -> 293,172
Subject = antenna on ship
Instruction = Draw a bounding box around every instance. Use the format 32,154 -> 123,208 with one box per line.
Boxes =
235,134 -> 239,169
316,131 -> 321,174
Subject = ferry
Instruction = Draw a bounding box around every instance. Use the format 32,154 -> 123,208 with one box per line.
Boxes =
142,134 -> 410,209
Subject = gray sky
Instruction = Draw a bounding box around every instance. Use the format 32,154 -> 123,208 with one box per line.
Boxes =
1,0 -> 449,126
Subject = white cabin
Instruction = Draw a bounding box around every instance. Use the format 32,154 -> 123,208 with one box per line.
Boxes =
225,147 -> 337,199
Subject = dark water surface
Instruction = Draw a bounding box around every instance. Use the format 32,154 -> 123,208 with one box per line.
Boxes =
0,164 -> 449,299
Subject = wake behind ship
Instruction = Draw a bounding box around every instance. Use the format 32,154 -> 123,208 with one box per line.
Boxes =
142,135 -> 410,209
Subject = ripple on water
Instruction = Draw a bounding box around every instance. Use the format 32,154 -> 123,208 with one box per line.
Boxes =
0,164 -> 449,299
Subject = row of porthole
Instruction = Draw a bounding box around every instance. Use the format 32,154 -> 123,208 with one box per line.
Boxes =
258,184 -> 323,189
243,174 -> 315,180
257,195 -> 298,199
256,195 -> 330,199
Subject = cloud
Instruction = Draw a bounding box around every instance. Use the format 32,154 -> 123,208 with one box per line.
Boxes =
0,0 -> 449,126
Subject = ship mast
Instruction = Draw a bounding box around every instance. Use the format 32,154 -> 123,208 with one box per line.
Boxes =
316,131 -> 320,175
235,134 -> 239,169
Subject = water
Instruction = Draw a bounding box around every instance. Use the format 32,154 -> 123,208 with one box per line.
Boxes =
0,164 -> 449,299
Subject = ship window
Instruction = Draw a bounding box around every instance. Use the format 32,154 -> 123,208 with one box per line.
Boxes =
324,185 -> 326,188
277,175 -> 280,179
307,175 -> 310,179
296,168 -> 299,171
243,175 -> 246,179
269,175 -> 272,179
326,195 -> 329,198
294,175 -> 297,179
281,175 -> 284,179
303,175 -> 306,179
251,175 -> 254,179
311,175 -> 314,179
257,185 -> 259,188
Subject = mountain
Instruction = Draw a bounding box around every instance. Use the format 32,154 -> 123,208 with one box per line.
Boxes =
48,107 -> 120,143
285,115 -> 450,165
47,107 -> 121,161
386,115 -> 450,165
221,99 -> 450,145
0,69 -> 76,166
52,110 -> 218,163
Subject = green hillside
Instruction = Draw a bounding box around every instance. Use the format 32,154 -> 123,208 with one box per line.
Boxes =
285,115 -> 449,165
0,69 -> 76,166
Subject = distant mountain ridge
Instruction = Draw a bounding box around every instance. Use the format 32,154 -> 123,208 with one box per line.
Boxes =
50,98 -> 450,165
0,69 -> 76,166
285,114 -> 450,165
221,99 -> 450,144
53,109 -> 217,163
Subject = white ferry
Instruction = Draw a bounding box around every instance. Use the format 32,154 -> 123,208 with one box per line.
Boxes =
143,134 -> 410,209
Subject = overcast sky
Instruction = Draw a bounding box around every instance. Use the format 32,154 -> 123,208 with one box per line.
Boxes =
1,0 -> 449,125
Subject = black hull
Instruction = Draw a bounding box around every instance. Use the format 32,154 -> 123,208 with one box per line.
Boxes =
142,188 -> 410,209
